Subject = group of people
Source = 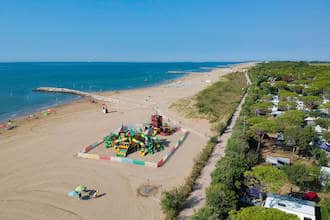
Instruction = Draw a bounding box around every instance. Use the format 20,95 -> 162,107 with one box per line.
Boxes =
0,120 -> 15,130
68,185 -> 100,200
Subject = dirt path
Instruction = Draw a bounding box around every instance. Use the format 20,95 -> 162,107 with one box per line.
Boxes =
178,72 -> 251,219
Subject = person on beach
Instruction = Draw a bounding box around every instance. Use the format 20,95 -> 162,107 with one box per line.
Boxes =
74,185 -> 87,199
69,185 -> 101,200
5,120 -> 16,130
90,190 -> 100,199
102,104 -> 108,114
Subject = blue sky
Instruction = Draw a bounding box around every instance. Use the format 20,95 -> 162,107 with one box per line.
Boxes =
0,0 -> 329,61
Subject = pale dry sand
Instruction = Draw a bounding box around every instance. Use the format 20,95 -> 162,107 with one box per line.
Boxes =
0,63 -> 253,220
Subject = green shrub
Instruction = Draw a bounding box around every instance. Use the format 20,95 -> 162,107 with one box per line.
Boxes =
205,183 -> 238,219
160,138 -> 218,219
229,206 -> 299,220
214,122 -> 226,134
322,130 -> 330,143
319,152 -> 328,167
160,189 -> 185,219
195,72 -> 247,121
321,198 -> 330,220
171,72 -> 247,125
245,165 -> 288,192
282,164 -> 319,191
191,207 -> 218,220
312,148 -> 328,166
211,153 -> 249,191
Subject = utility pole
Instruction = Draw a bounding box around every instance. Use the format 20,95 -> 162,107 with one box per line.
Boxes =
243,115 -> 246,137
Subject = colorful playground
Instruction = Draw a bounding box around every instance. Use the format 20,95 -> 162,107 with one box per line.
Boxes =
77,114 -> 189,167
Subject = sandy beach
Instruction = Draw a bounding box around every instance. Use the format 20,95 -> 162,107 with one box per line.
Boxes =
0,63 -> 253,220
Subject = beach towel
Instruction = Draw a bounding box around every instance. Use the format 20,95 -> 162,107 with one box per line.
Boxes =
75,185 -> 87,192
68,190 -> 79,198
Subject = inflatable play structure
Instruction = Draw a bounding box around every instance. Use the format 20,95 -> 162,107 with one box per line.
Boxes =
77,114 -> 189,168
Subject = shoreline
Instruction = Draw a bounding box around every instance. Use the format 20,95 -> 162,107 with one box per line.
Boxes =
0,65 -> 235,125
0,62 -> 246,124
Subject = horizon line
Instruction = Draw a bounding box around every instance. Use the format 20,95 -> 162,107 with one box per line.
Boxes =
0,60 -> 252,63
0,59 -> 329,63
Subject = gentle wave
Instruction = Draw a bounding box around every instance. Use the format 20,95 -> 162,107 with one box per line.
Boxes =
167,70 -> 186,74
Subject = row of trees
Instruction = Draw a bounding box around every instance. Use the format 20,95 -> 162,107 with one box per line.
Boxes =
253,62 -> 330,113
229,206 -> 299,220
245,163 -> 325,194
246,109 -> 319,156
191,75 -> 261,219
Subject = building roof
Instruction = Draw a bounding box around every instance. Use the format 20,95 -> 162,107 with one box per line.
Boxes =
320,166 -> 330,187
271,110 -> 284,116
304,117 -> 316,121
321,166 -> 330,175
315,125 -> 323,133
264,193 -> 315,217
265,156 -> 290,166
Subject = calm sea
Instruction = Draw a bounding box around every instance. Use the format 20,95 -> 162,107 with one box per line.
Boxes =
0,62 -> 239,121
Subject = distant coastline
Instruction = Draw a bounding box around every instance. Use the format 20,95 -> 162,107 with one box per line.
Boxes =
0,62 -> 241,122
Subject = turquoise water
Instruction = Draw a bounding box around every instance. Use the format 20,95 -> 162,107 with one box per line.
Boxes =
0,62 -> 239,121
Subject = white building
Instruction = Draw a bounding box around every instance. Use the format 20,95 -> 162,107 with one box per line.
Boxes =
264,193 -> 316,220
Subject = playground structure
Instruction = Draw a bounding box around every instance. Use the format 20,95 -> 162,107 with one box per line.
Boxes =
104,124 -> 165,158
103,114 -> 176,158
150,114 -> 175,136
77,114 -> 189,167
